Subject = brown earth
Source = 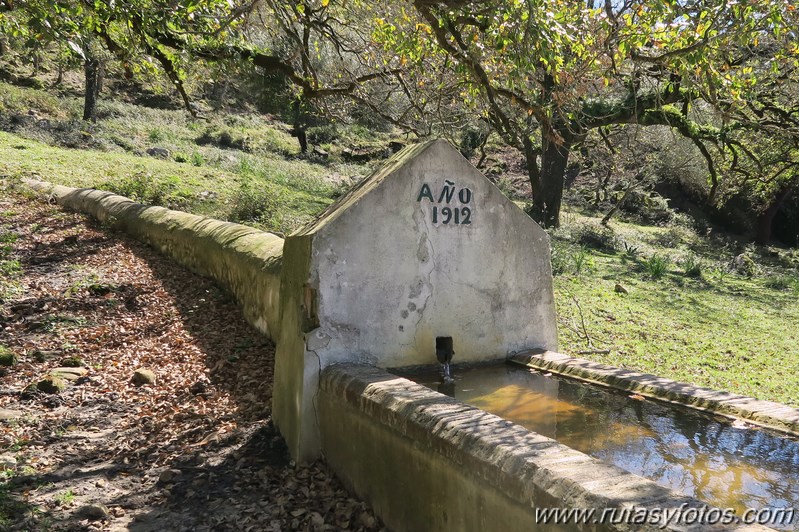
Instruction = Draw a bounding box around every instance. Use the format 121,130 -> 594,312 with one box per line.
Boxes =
0,189 -> 381,531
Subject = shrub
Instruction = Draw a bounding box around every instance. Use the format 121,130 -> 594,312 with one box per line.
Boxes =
550,246 -> 568,276
228,181 -> 285,230
196,128 -> 246,151
571,246 -> 595,274
550,243 -> 594,276
764,275 -> 799,292
621,241 -> 640,260
644,254 -> 671,279
190,151 -> 205,167
101,172 -> 177,207
574,223 -> 618,251
731,253 -> 758,277
147,128 -> 165,142
653,226 -> 694,248
681,254 -> 703,278
459,126 -> 485,158
619,190 -> 674,225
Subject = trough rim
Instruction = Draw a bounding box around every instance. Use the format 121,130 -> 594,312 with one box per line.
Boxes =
509,349 -> 799,438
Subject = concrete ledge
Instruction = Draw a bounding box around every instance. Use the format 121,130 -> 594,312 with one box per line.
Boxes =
510,350 -> 799,437
24,179 -> 284,341
319,363 -> 771,532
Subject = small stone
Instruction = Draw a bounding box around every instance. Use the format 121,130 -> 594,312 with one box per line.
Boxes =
37,375 -> 67,394
95,478 -> 107,488
60,356 -> 85,368
33,349 -> 62,362
146,147 -> 171,159
158,469 -> 182,484
51,367 -> 88,381
189,379 -> 209,396
132,368 -> 156,386
0,409 -> 23,422
0,454 -> 17,471
77,503 -> 110,521
614,283 -> 629,294
358,511 -> 376,529
0,349 -> 17,366
310,511 -> 325,531
732,253 -> 757,276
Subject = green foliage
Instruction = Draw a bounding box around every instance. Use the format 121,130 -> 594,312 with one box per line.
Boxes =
0,346 -> 17,367
0,84 -> 61,116
551,243 -> 594,276
643,254 -> 671,279
227,181 -> 286,231
148,128 -> 166,143
571,246 -> 594,275
459,126 -> 485,158
574,223 -> 618,252
763,275 -> 799,293
376,0 -> 799,226
621,241 -> 640,261
653,226 -> 694,248
732,253 -> 759,277
190,151 -> 205,167
54,489 -> 75,506
0,259 -> 21,277
100,172 -> 182,207
620,191 -> 674,226
680,254 -> 703,278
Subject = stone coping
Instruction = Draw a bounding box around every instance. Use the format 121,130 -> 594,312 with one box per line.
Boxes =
510,350 -> 799,437
321,363 -> 772,531
23,179 -> 284,341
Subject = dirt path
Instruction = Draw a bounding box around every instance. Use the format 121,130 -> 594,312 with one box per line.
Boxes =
0,189 -> 381,531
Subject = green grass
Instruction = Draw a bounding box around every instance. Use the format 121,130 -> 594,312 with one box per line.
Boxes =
554,213 -> 799,406
0,83 -> 62,116
54,489 -> 74,506
0,130 -> 335,234
0,81 -> 386,234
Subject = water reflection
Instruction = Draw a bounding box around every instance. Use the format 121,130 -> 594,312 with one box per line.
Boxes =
409,365 -> 799,517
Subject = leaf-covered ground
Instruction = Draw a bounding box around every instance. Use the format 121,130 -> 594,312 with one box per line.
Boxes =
0,190 -> 381,531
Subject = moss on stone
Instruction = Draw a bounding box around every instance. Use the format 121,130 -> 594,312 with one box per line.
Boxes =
0,346 -> 17,366
37,375 -> 67,394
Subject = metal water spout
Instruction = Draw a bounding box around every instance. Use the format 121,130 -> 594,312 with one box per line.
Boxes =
436,337 -> 454,384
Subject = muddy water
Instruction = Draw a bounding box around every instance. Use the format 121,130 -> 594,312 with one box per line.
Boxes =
408,364 -> 799,517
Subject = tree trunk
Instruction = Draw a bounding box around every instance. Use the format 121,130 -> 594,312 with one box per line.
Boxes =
291,98 -> 308,153
527,131 -> 570,228
755,185 -> 793,245
83,57 -> 101,122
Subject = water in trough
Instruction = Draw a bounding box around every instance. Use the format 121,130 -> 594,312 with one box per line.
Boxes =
408,364 -> 799,520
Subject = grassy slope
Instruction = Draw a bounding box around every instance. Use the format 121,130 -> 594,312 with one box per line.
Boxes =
0,81 -> 378,234
2,82 -> 799,405
552,216 -> 799,405
0,131 -> 333,230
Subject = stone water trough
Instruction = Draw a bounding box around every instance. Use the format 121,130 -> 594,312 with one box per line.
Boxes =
27,140 -> 798,531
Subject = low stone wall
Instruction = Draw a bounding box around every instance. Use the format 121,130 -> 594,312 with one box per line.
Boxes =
23,179 -> 284,341
511,350 -> 799,437
318,363 -> 771,532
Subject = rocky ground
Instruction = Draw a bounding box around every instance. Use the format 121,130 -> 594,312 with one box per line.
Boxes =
0,187 -> 381,531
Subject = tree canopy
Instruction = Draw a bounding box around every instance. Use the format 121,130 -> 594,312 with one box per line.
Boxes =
2,0 -> 799,233
374,0 -> 799,227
